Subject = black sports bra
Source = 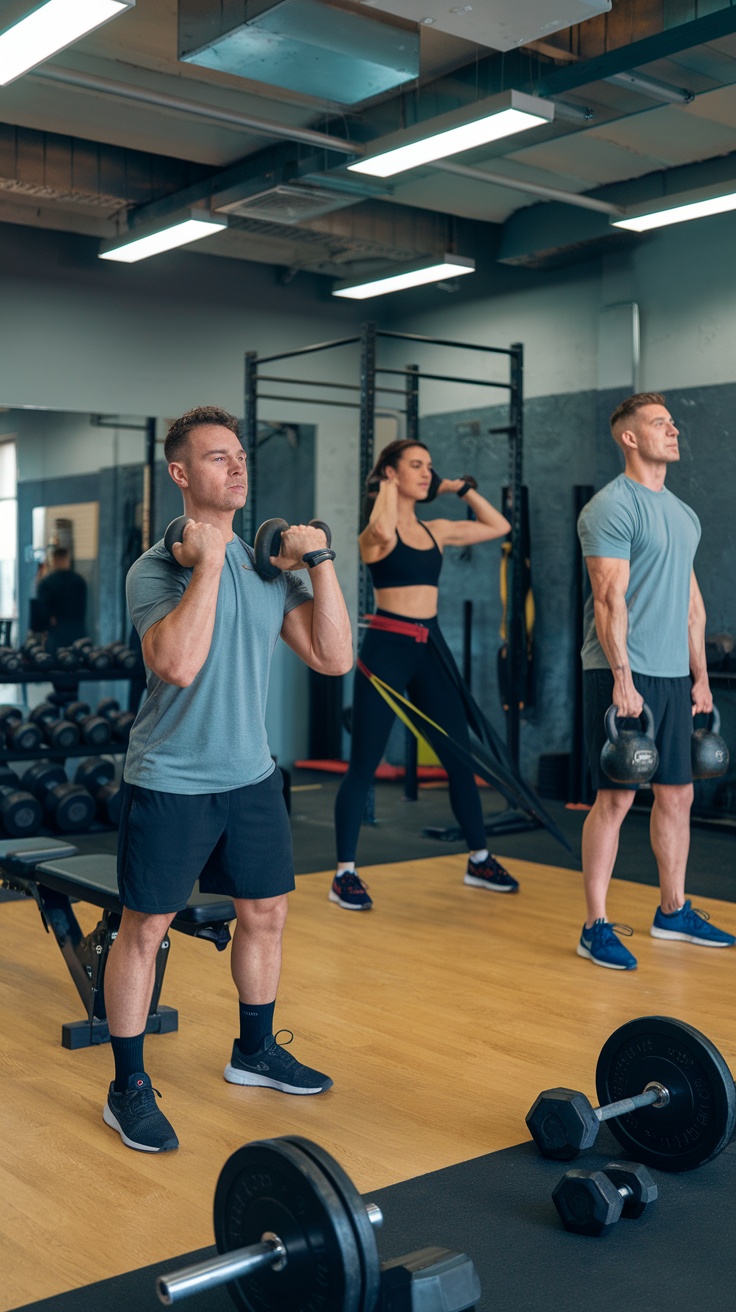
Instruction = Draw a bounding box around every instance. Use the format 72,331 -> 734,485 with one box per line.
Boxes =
367,523 -> 443,589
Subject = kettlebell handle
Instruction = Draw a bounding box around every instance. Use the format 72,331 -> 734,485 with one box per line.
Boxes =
605,701 -> 655,744
698,705 -> 721,735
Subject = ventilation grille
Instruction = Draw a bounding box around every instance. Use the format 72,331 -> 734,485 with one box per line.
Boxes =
216,184 -> 358,224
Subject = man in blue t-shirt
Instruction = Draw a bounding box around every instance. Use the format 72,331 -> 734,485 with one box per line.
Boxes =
576,391 -> 734,970
101,405 -> 353,1153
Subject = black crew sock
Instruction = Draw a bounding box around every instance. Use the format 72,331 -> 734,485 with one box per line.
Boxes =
238,1001 -> 276,1056
111,1032 -> 146,1092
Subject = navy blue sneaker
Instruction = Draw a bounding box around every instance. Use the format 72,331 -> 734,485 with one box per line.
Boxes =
651,900 -> 735,947
329,871 -> 373,910
464,853 -> 519,893
577,920 -> 637,971
103,1073 -> 179,1153
224,1031 -> 333,1095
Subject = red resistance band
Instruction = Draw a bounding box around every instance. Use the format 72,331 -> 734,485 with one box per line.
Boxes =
363,613 -> 429,643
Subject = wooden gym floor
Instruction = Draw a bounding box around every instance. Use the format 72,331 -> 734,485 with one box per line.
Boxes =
2,852 -> 736,1311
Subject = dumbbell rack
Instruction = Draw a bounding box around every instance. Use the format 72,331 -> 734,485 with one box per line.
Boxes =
0,670 -> 138,833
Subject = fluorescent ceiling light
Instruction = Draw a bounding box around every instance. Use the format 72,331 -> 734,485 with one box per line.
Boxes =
0,0 -> 134,87
99,210 -> 227,263
611,184 -> 736,233
348,90 -> 553,179
333,254 -> 474,299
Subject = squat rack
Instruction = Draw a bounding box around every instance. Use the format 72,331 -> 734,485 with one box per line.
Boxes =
244,323 -> 526,764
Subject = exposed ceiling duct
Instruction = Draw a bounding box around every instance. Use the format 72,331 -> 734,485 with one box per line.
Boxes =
356,0 -> 612,51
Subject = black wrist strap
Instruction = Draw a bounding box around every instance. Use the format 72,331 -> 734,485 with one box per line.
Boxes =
303,548 -> 336,569
457,481 -> 475,498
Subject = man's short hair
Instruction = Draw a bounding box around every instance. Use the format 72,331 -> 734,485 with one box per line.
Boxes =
50,546 -> 70,564
610,392 -> 666,440
164,406 -> 241,463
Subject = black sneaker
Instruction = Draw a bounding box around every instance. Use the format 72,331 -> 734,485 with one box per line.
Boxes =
464,853 -> 519,893
224,1030 -> 333,1095
329,871 -> 373,910
103,1072 -> 179,1153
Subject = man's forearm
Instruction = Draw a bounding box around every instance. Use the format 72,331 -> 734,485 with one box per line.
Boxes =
688,602 -> 707,681
594,596 -> 632,679
145,561 -> 222,686
305,565 -> 353,674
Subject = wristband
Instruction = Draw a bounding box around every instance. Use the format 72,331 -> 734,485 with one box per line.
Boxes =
457,481 -> 476,498
303,548 -> 336,569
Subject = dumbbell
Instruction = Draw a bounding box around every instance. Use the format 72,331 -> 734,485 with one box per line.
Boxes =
104,641 -> 139,671
526,1015 -> 736,1172
552,1162 -> 657,1237
23,761 -> 96,832
96,698 -> 136,743
63,701 -> 113,748
0,766 -> 43,838
692,705 -> 730,779
163,516 -> 332,582
0,705 -> 43,752
156,1136 -> 480,1312
20,636 -> 55,672
29,702 -> 81,751
54,647 -> 78,671
0,646 -> 23,673
70,638 -> 112,671
75,758 -> 122,826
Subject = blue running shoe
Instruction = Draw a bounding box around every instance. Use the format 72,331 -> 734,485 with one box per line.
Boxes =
651,900 -> 735,947
329,871 -> 373,910
577,919 -> 637,970
103,1073 -> 179,1153
464,853 -> 519,892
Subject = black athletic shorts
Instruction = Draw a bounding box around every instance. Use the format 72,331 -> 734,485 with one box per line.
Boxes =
583,669 -> 693,792
117,766 -> 295,913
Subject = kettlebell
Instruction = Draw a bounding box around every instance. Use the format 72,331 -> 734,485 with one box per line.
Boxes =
601,703 -> 659,785
691,706 -> 730,780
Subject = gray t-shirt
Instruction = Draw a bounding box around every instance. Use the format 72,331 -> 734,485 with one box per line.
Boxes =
577,473 -> 701,677
124,535 -> 311,793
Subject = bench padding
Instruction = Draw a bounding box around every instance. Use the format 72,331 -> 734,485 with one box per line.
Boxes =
33,854 -> 235,924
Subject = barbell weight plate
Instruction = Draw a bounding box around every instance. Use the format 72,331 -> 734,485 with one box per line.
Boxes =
213,1138 -> 364,1312
253,519 -> 289,581
595,1015 -> 736,1172
281,1137 -> 381,1312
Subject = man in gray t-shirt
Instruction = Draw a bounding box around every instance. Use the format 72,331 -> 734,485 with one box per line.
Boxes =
101,405 -> 353,1154
575,391 -> 733,971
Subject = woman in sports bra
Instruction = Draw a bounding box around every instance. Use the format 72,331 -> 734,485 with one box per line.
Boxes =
330,438 -> 515,912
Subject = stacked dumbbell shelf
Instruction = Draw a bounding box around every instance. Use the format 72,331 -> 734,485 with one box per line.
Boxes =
0,642 -> 141,838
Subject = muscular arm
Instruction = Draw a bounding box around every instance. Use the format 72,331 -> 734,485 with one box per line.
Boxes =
688,570 -> 712,714
430,483 -> 510,547
279,564 -> 353,675
141,523 -> 225,687
585,556 -> 643,718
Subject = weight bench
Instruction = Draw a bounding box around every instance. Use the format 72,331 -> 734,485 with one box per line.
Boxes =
0,837 -> 235,1050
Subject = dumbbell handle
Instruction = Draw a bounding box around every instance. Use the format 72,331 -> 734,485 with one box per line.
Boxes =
595,1081 -> 669,1124
156,1202 -> 383,1304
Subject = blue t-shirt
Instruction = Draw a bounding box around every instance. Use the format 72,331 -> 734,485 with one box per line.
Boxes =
124,535 -> 311,793
577,474 -> 700,677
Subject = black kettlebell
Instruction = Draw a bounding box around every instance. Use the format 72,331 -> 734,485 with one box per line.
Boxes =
692,706 -> 730,780
601,703 -> 659,785
253,518 -> 332,581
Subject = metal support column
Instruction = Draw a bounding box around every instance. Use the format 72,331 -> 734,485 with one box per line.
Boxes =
244,351 -> 258,544
506,343 -> 524,766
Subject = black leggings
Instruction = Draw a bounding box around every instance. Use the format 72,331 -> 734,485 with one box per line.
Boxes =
335,611 -> 487,861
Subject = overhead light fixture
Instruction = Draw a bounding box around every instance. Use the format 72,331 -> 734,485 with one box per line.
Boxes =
611,182 -> 736,233
348,90 -> 553,179
606,71 -> 694,105
0,0 -> 134,87
99,208 -> 227,262
332,254 -> 475,299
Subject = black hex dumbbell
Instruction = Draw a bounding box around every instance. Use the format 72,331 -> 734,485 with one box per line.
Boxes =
96,698 -> 136,743
552,1161 -> 658,1237
70,637 -> 112,672
75,757 -> 122,826
0,646 -> 23,673
29,702 -> 81,751
23,761 -> 96,833
21,636 -> 55,672
104,641 -> 139,671
63,701 -> 113,748
0,766 -> 43,837
54,647 -> 79,671
526,1081 -> 671,1161
0,705 -> 43,752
